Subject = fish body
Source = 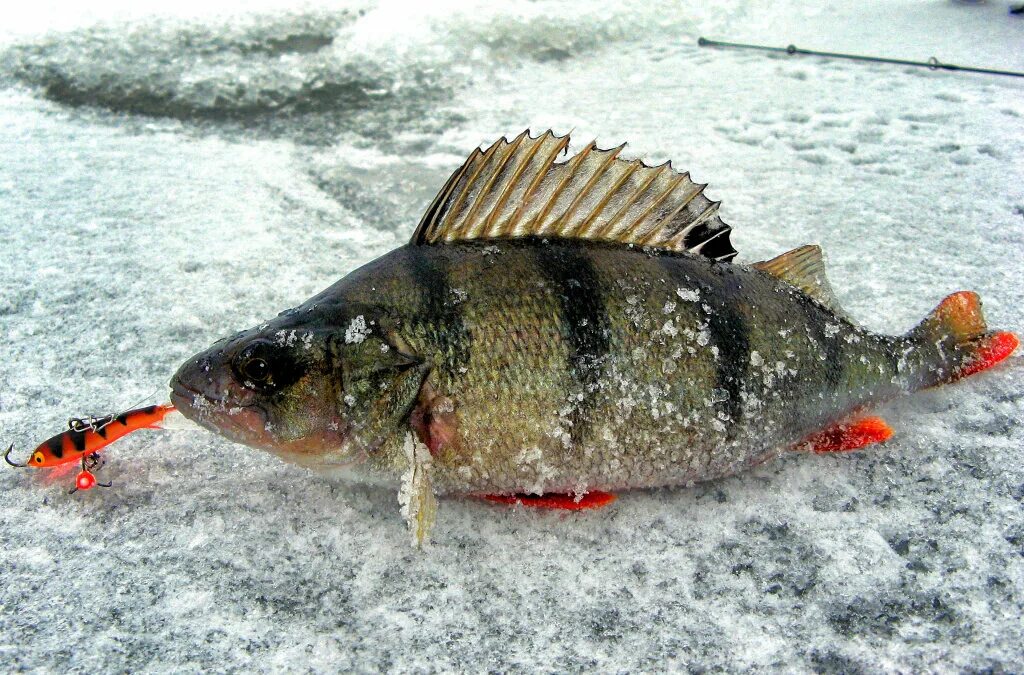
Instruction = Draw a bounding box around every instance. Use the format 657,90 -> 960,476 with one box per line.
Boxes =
169,131 -> 1017,540
292,238 -> 905,494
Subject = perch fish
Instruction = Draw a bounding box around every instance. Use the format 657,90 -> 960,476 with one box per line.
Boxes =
168,131 -> 1018,544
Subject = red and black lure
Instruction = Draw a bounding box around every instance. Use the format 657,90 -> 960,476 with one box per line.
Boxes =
5,403 -> 175,493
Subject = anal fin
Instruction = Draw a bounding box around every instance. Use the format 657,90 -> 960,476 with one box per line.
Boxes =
482,491 -> 616,510
799,416 -> 894,454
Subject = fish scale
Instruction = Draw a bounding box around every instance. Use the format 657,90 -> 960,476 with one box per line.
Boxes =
327,239 -> 902,494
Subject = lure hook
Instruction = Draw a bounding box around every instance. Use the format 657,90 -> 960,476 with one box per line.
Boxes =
4,443 -> 26,468
68,454 -> 111,494
68,472 -> 112,494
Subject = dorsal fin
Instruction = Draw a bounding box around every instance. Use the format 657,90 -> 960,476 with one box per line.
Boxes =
753,245 -> 848,318
411,130 -> 737,262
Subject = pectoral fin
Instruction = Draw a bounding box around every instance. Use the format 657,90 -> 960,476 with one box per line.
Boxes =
798,416 -> 894,454
482,491 -> 616,510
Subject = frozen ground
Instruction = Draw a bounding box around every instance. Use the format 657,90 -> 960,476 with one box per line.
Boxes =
1,0 -> 1022,671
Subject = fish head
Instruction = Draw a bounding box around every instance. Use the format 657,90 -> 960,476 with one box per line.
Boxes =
170,306 -> 426,467
170,315 -> 348,462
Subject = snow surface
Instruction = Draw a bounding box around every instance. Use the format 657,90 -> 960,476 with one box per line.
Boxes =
1,0 -> 1022,670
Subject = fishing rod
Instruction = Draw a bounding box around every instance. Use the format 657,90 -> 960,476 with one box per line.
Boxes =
697,37 -> 1024,79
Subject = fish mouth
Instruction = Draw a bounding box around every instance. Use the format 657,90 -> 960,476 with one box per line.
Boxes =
170,380 -> 224,415
170,380 -> 213,407
170,381 -> 269,447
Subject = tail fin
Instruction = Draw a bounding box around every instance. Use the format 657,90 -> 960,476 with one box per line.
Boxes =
905,291 -> 1018,389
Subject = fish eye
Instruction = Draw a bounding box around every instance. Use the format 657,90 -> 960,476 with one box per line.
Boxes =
232,341 -> 277,386
32,452 -> 44,464
241,357 -> 270,382
231,339 -> 306,392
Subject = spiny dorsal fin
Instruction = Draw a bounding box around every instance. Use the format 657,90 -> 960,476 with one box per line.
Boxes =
753,245 -> 848,318
411,130 -> 737,262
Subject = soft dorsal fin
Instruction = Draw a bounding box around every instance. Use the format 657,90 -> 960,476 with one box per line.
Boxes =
411,130 -> 737,262
753,245 -> 848,317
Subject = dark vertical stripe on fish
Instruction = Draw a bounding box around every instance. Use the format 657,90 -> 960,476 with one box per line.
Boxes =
705,282 -> 751,435
794,293 -> 844,390
661,258 -> 750,437
407,248 -> 471,376
534,243 -> 611,448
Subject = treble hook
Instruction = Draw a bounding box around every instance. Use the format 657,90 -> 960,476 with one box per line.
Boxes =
68,473 -> 112,494
4,444 -> 26,468
82,452 -> 102,471
68,454 -> 112,494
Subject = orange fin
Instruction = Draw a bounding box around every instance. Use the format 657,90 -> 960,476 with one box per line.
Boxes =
800,416 -> 894,454
956,331 -> 1018,379
908,292 -> 1018,388
482,491 -> 617,510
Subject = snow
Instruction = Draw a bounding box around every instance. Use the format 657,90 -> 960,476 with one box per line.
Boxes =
1,0 -> 1022,670
344,315 -> 371,344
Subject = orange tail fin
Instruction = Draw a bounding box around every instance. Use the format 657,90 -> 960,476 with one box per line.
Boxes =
907,291 -> 1018,388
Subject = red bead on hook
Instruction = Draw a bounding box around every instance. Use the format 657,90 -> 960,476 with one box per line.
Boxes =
68,454 -> 111,494
75,471 -> 97,491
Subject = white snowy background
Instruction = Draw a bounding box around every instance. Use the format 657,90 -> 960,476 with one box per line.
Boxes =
1,0 -> 1022,671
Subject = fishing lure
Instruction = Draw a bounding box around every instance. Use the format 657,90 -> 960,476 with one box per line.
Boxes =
5,403 -> 176,492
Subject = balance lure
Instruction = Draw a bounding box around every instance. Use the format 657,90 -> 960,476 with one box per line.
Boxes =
6,404 -> 175,491
167,131 -> 1018,545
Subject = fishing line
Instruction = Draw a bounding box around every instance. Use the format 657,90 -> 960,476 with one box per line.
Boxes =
697,37 -> 1024,79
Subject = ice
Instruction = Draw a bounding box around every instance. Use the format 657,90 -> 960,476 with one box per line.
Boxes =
343,314 -> 370,344
1,0 -> 1023,671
